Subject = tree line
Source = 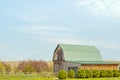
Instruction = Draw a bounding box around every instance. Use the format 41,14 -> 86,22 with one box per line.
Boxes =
0,60 -> 53,74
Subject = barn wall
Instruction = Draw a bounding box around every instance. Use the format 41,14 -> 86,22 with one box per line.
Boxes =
63,61 -> 81,71
81,64 -> 119,70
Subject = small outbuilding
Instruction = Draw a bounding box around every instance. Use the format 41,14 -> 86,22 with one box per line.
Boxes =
53,44 -> 120,72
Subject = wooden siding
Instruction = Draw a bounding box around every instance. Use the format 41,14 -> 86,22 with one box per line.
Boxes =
53,46 -> 64,72
81,64 -> 119,70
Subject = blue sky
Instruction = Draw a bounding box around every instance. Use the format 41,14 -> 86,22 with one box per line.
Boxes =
0,0 -> 120,61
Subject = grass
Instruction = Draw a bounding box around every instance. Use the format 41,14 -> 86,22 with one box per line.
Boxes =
65,77 -> 120,80
0,74 -> 120,80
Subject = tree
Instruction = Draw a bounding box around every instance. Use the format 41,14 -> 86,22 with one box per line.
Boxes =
17,60 -> 49,73
0,62 -> 6,74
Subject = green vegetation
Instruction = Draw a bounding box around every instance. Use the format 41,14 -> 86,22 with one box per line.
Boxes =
68,70 -> 75,78
85,70 -> 93,78
58,70 -> 67,79
76,69 -> 86,78
0,60 -> 120,80
92,69 -> 100,78
0,74 -> 53,80
0,74 -> 120,80
65,77 -> 120,80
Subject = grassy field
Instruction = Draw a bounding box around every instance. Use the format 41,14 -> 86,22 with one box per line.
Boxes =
0,74 -> 120,80
65,77 -> 120,80
0,74 -> 53,80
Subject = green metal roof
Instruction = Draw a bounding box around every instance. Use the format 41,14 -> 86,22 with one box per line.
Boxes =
70,61 -> 120,64
59,44 -> 102,61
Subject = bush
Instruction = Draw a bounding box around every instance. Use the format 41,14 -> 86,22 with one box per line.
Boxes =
58,70 -> 67,79
68,70 -> 75,78
100,70 -> 106,77
92,70 -> 100,78
76,69 -> 86,78
106,70 -> 113,77
85,70 -> 93,78
113,70 -> 119,77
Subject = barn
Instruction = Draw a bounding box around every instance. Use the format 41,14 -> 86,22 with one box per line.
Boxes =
53,44 -> 120,72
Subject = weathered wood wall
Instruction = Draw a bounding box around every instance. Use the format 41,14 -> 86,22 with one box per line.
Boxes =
81,64 -> 119,70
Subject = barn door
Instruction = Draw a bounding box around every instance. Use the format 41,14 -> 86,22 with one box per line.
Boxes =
68,67 -> 78,72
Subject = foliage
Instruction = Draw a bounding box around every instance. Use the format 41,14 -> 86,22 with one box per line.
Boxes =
113,69 -> 119,77
0,74 -> 53,80
100,70 -> 106,77
106,70 -> 113,77
92,69 -> 100,78
76,69 -> 86,78
68,70 -> 75,78
85,70 -> 93,78
0,62 -> 6,74
0,62 -> 11,74
38,71 -> 55,78
17,60 -> 49,73
58,70 -> 67,79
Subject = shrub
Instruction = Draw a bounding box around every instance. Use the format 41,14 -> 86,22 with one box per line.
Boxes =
85,70 -> 93,78
92,70 -> 100,78
100,70 -> 106,77
106,70 -> 113,77
68,70 -> 75,78
76,69 -> 86,78
58,70 -> 67,79
113,69 -> 119,77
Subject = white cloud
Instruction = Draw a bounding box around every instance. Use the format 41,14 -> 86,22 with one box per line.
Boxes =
19,26 -> 69,32
77,0 -> 120,17
49,38 -> 82,44
0,43 -> 6,50
18,26 -> 72,40
48,38 -> 120,50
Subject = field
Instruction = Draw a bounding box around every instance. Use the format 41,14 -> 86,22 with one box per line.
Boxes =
0,74 -> 120,80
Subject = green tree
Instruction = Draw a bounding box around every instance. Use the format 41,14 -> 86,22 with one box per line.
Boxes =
0,62 -> 6,74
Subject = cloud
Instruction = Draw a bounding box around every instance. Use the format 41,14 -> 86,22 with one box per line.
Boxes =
0,43 -> 6,50
77,0 -> 120,17
19,26 -> 69,32
17,26 -> 72,40
49,38 -> 82,44
48,38 -> 120,51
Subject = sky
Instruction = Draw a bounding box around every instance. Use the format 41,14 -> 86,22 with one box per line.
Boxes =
0,0 -> 120,61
